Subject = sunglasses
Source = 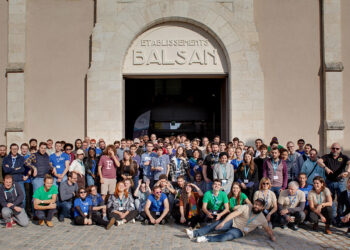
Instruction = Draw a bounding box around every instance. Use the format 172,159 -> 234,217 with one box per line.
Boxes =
66,148 -> 72,151
155,191 -> 162,194
331,147 -> 340,150
80,191 -> 87,194
262,183 -> 269,185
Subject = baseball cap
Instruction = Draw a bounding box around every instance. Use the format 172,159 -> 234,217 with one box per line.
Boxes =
76,149 -> 84,155
134,138 -> 140,144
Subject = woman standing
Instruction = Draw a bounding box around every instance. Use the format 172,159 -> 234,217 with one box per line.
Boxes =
169,147 -> 190,182
213,152 -> 234,194
235,152 -> 258,201
120,150 -> 138,182
84,148 -> 98,187
308,176 -> 333,234
107,181 -> 138,226
227,182 -> 251,211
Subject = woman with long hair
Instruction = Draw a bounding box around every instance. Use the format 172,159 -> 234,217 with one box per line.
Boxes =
169,146 -> 190,182
178,183 -> 203,228
231,147 -> 243,172
227,182 -> 251,211
84,148 -> 98,187
308,176 -> 333,234
227,147 -> 236,162
235,152 -> 258,201
120,150 -> 138,182
188,149 -> 202,180
107,181 -> 138,226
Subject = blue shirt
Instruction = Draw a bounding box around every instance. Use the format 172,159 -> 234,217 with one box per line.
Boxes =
189,158 -> 202,177
88,193 -> 104,207
151,154 -> 170,180
299,184 -> 313,207
301,159 -> 326,185
74,197 -> 92,217
231,159 -> 243,170
141,152 -> 157,177
50,152 -> 70,175
148,193 -> 167,212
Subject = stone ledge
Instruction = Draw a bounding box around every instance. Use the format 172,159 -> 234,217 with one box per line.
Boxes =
6,64 -> 24,77
325,62 -> 344,72
324,120 -> 345,130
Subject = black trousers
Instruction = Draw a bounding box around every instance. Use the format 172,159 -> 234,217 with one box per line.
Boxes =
109,210 -> 138,222
309,206 -> 333,225
75,212 -> 109,227
24,182 -> 33,214
141,211 -> 169,224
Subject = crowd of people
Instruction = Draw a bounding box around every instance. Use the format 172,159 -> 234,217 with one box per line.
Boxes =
0,134 -> 350,243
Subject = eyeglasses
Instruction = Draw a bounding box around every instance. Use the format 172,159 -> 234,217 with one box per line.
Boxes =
262,183 -> 269,185
80,191 -> 87,194
66,148 -> 72,151
331,147 -> 340,150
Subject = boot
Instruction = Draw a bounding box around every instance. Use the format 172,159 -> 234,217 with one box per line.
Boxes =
325,224 -> 332,234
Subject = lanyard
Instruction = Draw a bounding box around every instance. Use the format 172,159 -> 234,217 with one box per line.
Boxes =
262,191 -> 269,208
246,211 -> 259,226
244,166 -> 250,179
288,154 -> 295,162
221,164 -> 227,179
117,196 -> 124,207
288,194 -> 297,206
272,160 -> 279,174
11,157 -> 17,168
316,192 -> 323,204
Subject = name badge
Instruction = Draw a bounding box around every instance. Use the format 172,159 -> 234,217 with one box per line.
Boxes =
56,165 -> 61,169
222,179 -> 227,185
84,212 -> 88,216
273,176 -> 278,180
243,227 -> 249,232
244,179 -> 249,184
118,207 -> 124,211
156,212 -> 160,215
264,209 -> 269,214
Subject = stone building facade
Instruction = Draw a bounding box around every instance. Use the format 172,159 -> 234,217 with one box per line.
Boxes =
0,0 -> 349,153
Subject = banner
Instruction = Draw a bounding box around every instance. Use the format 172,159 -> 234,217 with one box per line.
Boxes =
133,110 -> 151,139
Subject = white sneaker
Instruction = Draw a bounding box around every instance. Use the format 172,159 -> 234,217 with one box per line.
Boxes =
117,220 -> 124,226
131,219 -> 136,224
196,236 -> 208,243
185,228 -> 194,239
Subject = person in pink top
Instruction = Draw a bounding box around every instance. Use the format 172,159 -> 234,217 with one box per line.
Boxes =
98,145 -> 120,200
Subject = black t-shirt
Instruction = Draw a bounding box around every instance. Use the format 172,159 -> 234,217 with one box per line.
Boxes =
254,156 -> 269,181
203,153 -> 220,181
322,153 -> 350,181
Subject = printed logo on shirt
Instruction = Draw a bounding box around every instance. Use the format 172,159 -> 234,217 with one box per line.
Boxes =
106,160 -> 112,169
48,194 -> 52,198
338,158 -> 343,162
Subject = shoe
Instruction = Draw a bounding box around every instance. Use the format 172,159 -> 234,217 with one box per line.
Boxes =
280,225 -> 286,229
106,217 -> 115,230
142,219 -> 149,225
131,219 -> 136,224
312,223 -> 318,231
185,228 -> 194,239
116,220 -> 124,226
38,220 -> 45,226
290,224 -> 299,231
6,222 -> 12,229
58,215 -> 64,222
46,221 -> 54,227
196,236 -> 208,243
325,224 -> 332,235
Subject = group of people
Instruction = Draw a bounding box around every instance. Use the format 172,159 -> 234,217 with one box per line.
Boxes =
0,134 -> 350,244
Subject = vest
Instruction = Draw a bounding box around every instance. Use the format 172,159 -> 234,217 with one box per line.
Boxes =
34,152 -> 51,178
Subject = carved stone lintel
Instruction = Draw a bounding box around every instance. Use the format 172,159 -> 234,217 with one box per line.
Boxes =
325,62 -> 344,72
324,120 -> 345,130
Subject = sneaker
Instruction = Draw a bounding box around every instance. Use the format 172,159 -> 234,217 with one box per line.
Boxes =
58,215 -> 64,222
6,222 -> 12,229
196,236 -> 208,243
116,220 -> 124,226
290,224 -> 299,231
38,220 -> 45,226
131,219 -> 136,224
46,220 -> 54,227
106,217 -> 115,230
185,228 -> 194,239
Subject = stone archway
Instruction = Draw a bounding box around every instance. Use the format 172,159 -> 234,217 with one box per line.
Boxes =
87,0 -> 264,143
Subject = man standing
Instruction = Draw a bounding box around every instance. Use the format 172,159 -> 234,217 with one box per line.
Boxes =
202,143 -> 220,190
140,142 -> 157,186
185,199 -> 275,242
50,141 -> 70,185
296,139 -> 305,155
0,145 -> 8,184
58,171 -> 78,222
117,139 -> 128,160
301,149 -> 326,185
0,175 -> 29,228
285,141 -> 301,181
2,144 -> 26,208
46,139 -> 55,155
317,142 -> 350,223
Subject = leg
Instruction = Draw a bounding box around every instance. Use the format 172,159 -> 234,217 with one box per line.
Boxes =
35,210 -> 46,220
124,210 -> 138,222
24,182 -> 33,215
46,209 -> 57,221
59,201 -> 73,219
322,206 -> 333,225
206,227 -> 243,242
293,211 -> 305,225
326,180 -> 337,219
17,181 -> 26,210
32,178 -> 44,193
280,214 -> 288,226
109,212 -> 123,220
134,199 -> 140,211
75,216 -> 85,225
193,219 -> 229,237
1,207 -> 13,223
86,174 -> 95,187
92,212 -> 108,227
308,211 -> 319,224
14,209 -> 29,227
167,193 -> 175,213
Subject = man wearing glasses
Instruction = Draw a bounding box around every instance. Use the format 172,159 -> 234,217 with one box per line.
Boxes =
317,142 -> 350,224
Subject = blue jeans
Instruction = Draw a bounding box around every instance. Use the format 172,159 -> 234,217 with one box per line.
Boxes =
271,186 -> 281,198
16,181 -> 26,210
86,174 -> 95,187
54,175 -> 67,187
194,219 -> 236,242
326,179 -> 347,219
59,201 -> 73,218
32,177 -> 44,193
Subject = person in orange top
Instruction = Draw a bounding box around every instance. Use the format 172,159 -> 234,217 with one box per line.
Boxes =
178,183 -> 203,228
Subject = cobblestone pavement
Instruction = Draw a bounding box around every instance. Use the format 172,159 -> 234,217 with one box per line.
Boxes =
1,218 -> 350,250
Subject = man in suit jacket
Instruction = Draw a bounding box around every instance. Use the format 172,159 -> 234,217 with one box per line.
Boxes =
338,178 -> 350,233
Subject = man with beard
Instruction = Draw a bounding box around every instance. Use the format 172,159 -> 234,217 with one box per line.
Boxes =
185,198 -> 275,242
202,143 -> 220,190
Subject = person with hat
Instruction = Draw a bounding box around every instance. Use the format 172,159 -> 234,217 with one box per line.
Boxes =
69,149 -> 86,189
185,198 -> 275,242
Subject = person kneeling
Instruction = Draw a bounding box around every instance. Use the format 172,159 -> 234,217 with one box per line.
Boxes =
74,187 -> 115,230
107,181 -> 138,226
185,199 -> 275,242
33,174 -> 58,227
141,185 -> 169,225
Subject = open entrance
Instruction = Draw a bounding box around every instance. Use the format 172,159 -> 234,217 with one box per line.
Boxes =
125,77 -> 227,139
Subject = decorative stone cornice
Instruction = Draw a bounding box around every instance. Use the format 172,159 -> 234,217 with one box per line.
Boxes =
324,120 -> 345,130
325,62 -> 344,72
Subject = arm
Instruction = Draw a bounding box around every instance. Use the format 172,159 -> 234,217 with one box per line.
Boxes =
133,180 -> 142,197
244,198 -> 252,205
179,204 -> 186,223
263,161 -> 268,178
112,155 -> 120,167
217,202 -> 230,220
62,160 -> 70,177
24,154 -> 37,174
263,224 -> 276,241
75,205 -> 86,217
202,202 -> 213,218
191,183 -> 203,197
202,164 -> 210,183
98,164 -> 103,183
287,202 -> 305,213
33,198 -> 57,210
144,200 -> 155,222
215,209 -> 243,230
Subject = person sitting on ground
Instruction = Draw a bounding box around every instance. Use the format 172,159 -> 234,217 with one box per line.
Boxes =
201,179 -> 229,222
253,177 -> 277,227
33,174 -> 58,227
178,182 -> 203,228
154,175 -> 175,212
107,181 -> 138,226
74,187 -> 115,230
308,176 -> 333,234
277,181 -> 306,231
58,171 -> 78,222
0,174 -> 29,228
88,185 -> 108,221
228,182 -> 252,212
213,152 -> 234,194
134,179 -> 151,220
236,152 -> 259,201
185,198 -> 275,243
141,185 -> 170,225
338,177 -> 350,234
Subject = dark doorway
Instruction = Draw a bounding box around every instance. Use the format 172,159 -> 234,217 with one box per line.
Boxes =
125,78 -> 227,140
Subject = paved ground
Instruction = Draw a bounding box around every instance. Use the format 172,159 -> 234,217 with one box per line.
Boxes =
1,219 -> 350,250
